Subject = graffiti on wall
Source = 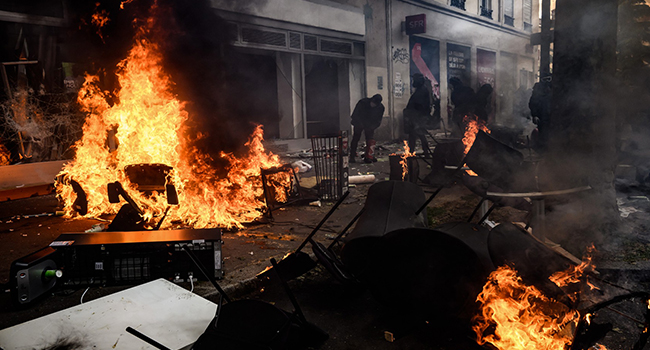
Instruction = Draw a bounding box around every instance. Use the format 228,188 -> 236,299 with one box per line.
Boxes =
392,47 -> 410,64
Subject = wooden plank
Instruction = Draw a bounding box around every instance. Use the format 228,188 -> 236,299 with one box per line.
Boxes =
0,183 -> 54,202
0,160 -> 67,191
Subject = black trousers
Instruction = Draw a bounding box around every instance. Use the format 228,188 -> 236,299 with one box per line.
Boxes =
350,126 -> 375,157
407,129 -> 431,157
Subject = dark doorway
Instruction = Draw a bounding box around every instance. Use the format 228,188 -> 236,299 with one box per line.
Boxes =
229,51 -> 280,139
305,56 -> 340,136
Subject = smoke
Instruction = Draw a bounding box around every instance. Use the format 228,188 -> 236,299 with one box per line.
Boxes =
64,0 -> 275,174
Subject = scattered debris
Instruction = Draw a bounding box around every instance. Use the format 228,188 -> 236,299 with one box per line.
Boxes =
291,160 -> 313,173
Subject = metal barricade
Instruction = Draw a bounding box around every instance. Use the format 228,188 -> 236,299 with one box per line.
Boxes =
311,131 -> 349,200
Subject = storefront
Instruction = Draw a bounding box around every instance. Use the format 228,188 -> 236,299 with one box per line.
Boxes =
211,1 -> 366,140
384,0 -> 539,138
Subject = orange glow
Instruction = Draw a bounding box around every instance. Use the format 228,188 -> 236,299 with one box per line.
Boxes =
549,244 -> 597,301
461,115 -> 489,176
399,140 -> 415,181
56,26 -> 289,229
0,143 -> 9,165
473,265 -> 580,349
461,115 -> 489,156
120,0 -> 135,10
91,3 -> 110,42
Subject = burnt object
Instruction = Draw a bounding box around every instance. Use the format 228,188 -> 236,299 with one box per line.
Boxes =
423,138 -> 465,186
69,179 -> 88,216
261,164 -> 302,219
461,173 -> 533,212
360,227 -> 488,322
340,181 -> 427,278
124,163 -> 172,192
52,229 -> 223,287
434,222 -> 495,274
311,132 -> 348,201
488,223 -> 574,304
389,155 -> 419,183
106,172 -> 179,231
465,130 -> 535,192
572,292 -> 650,350
107,203 -> 147,231
185,247 -> 328,350
258,191 -> 349,283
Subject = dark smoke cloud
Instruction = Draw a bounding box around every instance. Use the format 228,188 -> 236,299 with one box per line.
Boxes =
64,0 -> 274,174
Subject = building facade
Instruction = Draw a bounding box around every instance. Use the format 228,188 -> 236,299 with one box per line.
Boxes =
211,0 -> 539,142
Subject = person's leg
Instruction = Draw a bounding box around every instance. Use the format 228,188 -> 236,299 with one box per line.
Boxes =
363,128 -> 377,163
350,126 -> 362,162
407,131 -> 417,153
418,133 -> 432,157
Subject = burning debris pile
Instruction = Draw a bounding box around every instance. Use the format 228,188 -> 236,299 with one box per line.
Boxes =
55,5 -> 291,229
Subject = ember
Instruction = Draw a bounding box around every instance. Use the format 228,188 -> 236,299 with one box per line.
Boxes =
56,15 -> 290,229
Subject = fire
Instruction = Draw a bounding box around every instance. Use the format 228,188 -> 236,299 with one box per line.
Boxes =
56,24 -> 289,229
91,3 -> 110,42
549,244 -> 598,301
473,265 -> 580,349
461,115 -> 489,156
461,115 -> 490,176
399,140 -> 415,181
0,143 -> 10,165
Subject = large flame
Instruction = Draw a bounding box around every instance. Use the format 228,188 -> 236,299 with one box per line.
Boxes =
56,30 -> 288,229
474,247 -> 607,349
473,265 -> 580,349
461,115 -> 490,176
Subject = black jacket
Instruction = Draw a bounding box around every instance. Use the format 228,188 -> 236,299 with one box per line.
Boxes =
406,86 -> 431,114
351,98 -> 385,129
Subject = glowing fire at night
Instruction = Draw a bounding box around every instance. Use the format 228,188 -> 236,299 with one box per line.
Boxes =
56,24 -> 289,229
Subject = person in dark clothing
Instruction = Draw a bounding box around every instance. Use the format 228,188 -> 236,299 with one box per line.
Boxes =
449,77 -> 475,136
474,83 -> 493,123
529,75 -> 552,151
350,94 -> 385,163
404,73 -> 433,157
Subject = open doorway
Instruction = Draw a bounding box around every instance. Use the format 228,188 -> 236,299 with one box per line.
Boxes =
305,56 -> 340,136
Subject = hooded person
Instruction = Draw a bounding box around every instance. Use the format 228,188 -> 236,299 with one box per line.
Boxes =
349,94 -> 385,163
449,77 -> 476,137
404,73 -> 433,157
